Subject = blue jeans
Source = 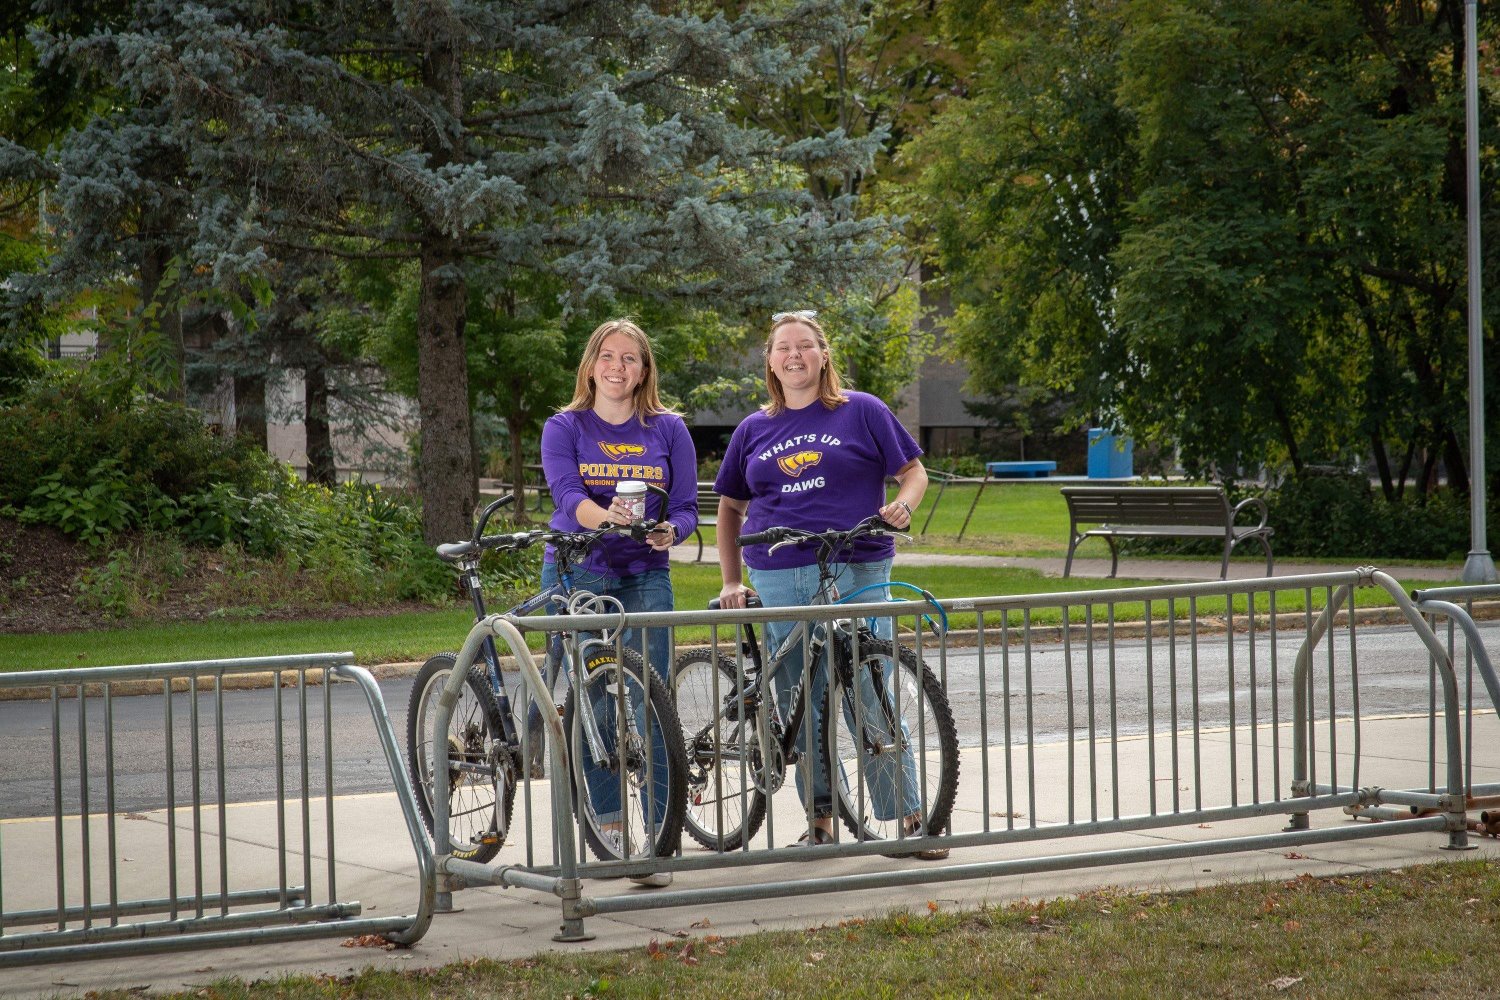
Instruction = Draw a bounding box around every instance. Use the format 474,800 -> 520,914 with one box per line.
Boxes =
747,558 -> 920,822
539,563 -> 673,829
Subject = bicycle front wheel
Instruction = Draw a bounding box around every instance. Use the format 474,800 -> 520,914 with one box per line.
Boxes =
822,638 -> 959,850
406,652 -> 515,863
562,647 -> 687,863
672,647 -> 768,852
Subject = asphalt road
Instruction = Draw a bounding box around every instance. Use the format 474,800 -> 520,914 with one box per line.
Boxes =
1,620 -> 1491,820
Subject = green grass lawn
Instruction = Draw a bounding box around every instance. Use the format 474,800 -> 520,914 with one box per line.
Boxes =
56,859 -> 1500,1000
0,560 -> 1457,674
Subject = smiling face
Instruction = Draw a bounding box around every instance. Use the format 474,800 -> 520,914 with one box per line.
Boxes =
767,321 -> 826,397
591,330 -> 645,406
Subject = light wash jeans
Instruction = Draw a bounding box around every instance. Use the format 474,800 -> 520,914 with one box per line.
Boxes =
747,558 -> 921,822
540,563 -> 673,829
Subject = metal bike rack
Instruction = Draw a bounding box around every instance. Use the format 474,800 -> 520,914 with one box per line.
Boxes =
422,569 -> 1492,941
0,653 -> 434,967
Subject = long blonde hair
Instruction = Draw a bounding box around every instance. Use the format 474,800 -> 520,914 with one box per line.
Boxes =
562,319 -> 675,423
762,313 -> 848,416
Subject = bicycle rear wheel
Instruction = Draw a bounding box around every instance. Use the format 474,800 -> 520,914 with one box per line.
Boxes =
822,638 -> 959,851
563,646 -> 687,863
672,647 -> 768,851
406,652 -> 516,863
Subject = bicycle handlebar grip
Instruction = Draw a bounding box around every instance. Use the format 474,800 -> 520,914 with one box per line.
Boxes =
737,529 -> 777,546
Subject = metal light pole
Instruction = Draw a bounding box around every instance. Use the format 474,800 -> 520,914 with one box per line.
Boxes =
1462,0 -> 1498,583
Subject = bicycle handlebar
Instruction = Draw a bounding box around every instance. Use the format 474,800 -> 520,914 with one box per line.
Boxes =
438,483 -> 675,564
436,519 -> 664,564
737,516 -> 902,552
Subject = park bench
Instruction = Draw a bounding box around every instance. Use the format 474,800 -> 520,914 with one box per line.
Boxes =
689,482 -> 720,562
1061,486 -> 1274,579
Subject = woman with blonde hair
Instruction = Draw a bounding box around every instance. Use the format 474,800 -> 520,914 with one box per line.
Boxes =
540,318 -> 697,878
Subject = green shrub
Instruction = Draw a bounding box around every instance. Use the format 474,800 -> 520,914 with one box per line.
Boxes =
1116,474 -> 1490,563
1,363 -> 455,608
927,453 -> 988,478
0,364 -> 272,526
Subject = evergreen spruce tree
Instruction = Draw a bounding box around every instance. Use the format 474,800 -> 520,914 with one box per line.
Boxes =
26,1 -> 895,541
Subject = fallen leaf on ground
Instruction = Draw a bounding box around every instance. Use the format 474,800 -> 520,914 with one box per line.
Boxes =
341,934 -> 400,950
1270,975 -> 1303,990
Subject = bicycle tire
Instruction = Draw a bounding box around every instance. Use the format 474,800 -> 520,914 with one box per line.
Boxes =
822,638 -> 959,851
562,646 -> 687,863
672,647 -> 769,851
405,652 -> 516,863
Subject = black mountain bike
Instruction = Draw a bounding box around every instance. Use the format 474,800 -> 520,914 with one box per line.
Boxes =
404,494 -> 686,868
672,517 -> 959,854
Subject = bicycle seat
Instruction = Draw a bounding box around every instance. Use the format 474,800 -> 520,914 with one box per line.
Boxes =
435,540 -> 479,562
707,595 -> 763,611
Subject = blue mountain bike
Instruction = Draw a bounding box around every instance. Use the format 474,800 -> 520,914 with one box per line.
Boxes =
673,517 -> 959,855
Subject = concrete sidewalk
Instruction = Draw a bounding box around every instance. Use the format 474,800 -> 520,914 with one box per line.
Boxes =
670,544 -> 1464,583
5,714 -> 1496,997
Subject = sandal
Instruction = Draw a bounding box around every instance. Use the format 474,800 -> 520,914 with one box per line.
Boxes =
789,826 -> 836,847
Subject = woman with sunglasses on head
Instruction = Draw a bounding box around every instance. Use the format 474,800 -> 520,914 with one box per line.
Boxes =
712,310 -> 944,858
540,318 -> 698,879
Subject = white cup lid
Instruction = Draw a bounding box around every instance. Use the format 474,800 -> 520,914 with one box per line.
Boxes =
616,479 -> 646,493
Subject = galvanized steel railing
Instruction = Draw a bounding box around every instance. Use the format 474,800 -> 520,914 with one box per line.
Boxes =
0,653 -> 434,967
430,568 -> 1492,936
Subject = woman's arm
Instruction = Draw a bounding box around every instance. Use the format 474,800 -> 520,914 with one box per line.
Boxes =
647,417 -> 700,551
540,415 -> 626,530
716,496 -> 753,607
877,458 -> 929,530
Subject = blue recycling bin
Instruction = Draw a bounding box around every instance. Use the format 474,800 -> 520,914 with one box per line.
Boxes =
1087,428 -> 1134,479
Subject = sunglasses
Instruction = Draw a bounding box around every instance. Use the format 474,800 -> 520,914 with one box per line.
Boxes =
771,309 -> 818,322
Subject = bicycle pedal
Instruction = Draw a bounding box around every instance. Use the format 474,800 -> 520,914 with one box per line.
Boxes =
480,833 -> 499,845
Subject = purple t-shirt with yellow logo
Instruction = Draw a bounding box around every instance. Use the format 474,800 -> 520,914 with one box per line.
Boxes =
541,409 -> 699,578
714,391 -> 921,570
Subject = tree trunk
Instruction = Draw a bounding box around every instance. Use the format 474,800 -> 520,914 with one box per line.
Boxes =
416,241 -> 476,544
1370,429 -> 1395,501
233,373 -> 268,450
1419,448 -> 1439,499
506,413 -> 531,519
138,240 -> 184,400
305,358 -> 336,486
1395,438 -> 1416,501
1443,425 -> 1470,496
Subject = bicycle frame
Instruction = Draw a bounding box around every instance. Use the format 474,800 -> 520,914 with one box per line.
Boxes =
716,570 -> 880,775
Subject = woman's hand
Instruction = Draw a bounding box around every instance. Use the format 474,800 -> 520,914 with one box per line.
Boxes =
719,581 -> 754,609
602,496 -> 634,527
878,497 -> 914,530
646,522 -> 676,551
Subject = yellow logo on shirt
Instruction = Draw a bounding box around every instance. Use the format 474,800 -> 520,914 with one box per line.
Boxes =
777,450 -> 823,477
598,442 -> 647,461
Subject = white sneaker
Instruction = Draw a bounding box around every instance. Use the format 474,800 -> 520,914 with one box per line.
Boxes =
628,871 -> 673,888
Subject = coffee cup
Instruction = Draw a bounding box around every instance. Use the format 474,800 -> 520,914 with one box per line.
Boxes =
616,480 -> 648,522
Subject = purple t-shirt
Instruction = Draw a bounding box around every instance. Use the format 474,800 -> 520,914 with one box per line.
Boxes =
540,409 -> 699,578
714,391 -> 921,570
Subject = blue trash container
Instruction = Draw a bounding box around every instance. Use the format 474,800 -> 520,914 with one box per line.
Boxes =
1087,429 -> 1134,479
